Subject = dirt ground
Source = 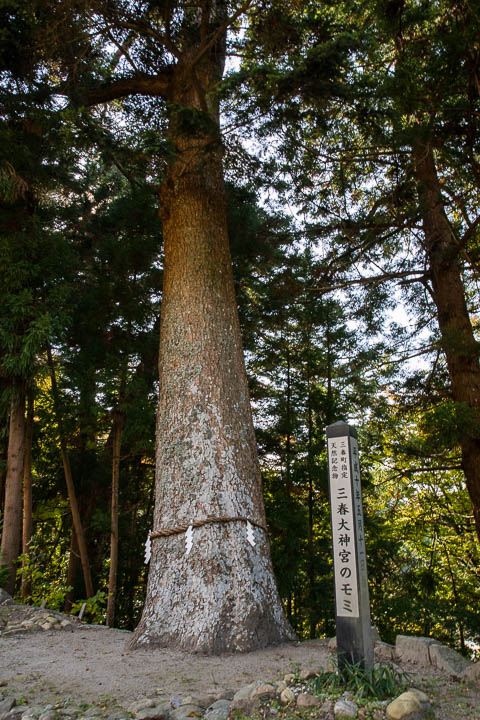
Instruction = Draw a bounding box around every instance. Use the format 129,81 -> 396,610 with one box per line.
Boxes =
1,599 -> 479,719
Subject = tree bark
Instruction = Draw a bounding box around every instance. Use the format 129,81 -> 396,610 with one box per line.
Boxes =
130,35 -> 293,651
413,140 -> 480,544
1,383 -> 25,595
47,345 -> 94,598
21,389 -> 34,600
106,409 -> 124,628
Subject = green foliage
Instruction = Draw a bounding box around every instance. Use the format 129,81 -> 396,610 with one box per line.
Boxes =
0,552 -> 10,587
72,591 -> 107,625
17,534 -> 72,610
310,659 -> 411,700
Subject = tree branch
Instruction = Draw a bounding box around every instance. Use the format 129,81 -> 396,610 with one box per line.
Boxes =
189,0 -> 253,69
309,269 -> 427,294
76,71 -> 173,106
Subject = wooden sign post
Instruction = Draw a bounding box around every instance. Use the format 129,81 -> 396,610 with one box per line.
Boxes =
326,421 -> 373,671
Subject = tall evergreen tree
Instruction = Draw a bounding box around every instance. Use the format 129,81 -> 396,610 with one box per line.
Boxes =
16,0 -> 293,651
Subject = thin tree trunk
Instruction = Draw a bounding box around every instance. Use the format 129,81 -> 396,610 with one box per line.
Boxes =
21,389 -> 34,600
443,541 -> 466,653
131,44 -> 293,652
106,409 -> 124,628
285,341 -> 292,483
325,303 -> 335,426
64,528 -> 79,612
413,141 -> 480,544
1,383 -> 25,595
46,345 -> 94,598
307,376 -> 316,639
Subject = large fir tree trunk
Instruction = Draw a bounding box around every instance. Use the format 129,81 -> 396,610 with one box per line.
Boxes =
131,38 -> 293,652
413,140 -> 480,544
1,383 -> 25,595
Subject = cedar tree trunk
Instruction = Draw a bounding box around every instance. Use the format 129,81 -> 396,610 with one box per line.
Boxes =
1,383 -> 25,595
130,47 -> 293,653
413,140 -> 480,544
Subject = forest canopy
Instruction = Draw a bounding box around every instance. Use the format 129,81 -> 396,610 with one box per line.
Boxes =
0,0 -> 479,656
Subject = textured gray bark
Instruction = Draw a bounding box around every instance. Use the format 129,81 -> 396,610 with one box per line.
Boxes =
130,139 -> 294,652
130,43 -> 293,649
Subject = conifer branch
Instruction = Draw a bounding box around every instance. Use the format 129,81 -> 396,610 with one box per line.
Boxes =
77,70 -> 174,106
310,269 -> 427,294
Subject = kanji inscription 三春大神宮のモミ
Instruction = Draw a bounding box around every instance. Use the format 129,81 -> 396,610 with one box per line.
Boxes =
327,436 -> 360,617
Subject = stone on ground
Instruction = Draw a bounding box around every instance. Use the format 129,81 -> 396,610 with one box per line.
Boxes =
280,688 -> 295,705
386,689 -> 431,719
180,695 -> 215,709
299,669 -> 318,680
296,693 -> 321,708
334,698 -> 358,718
136,706 -> 170,720
0,700 -> 16,715
127,700 -> 156,715
250,684 -> 276,700
170,706 -> 203,720
407,689 -> 430,707
428,643 -> 469,677
0,590 -> 14,605
462,662 -> 480,682
374,641 -> 396,662
395,636 -> 441,665
204,700 -> 231,720
231,681 -> 265,713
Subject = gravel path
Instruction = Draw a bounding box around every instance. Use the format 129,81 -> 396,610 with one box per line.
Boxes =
1,622 -> 330,706
1,597 -> 480,720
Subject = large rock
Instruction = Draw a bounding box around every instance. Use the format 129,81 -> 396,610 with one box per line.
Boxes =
462,662 -> 480,682
299,669 -> 318,681
428,643 -> 470,677
0,590 -> 14,606
374,641 -> 395,662
296,694 -> 321,708
128,700 -> 156,715
0,701 -> 16,716
170,706 -> 203,720
204,700 -> 231,720
214,691 -> 233,702
231,681 -> 264,713
181,696 -> 215,710
20,706 -> 45,720
204,701 -> 230,720
386,689 -> 430,720
395,636 -> 441,665
334,698 -> 358,718
280,688 -> 295,705
136,706 -> 170,720
250,684 -> 276,700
